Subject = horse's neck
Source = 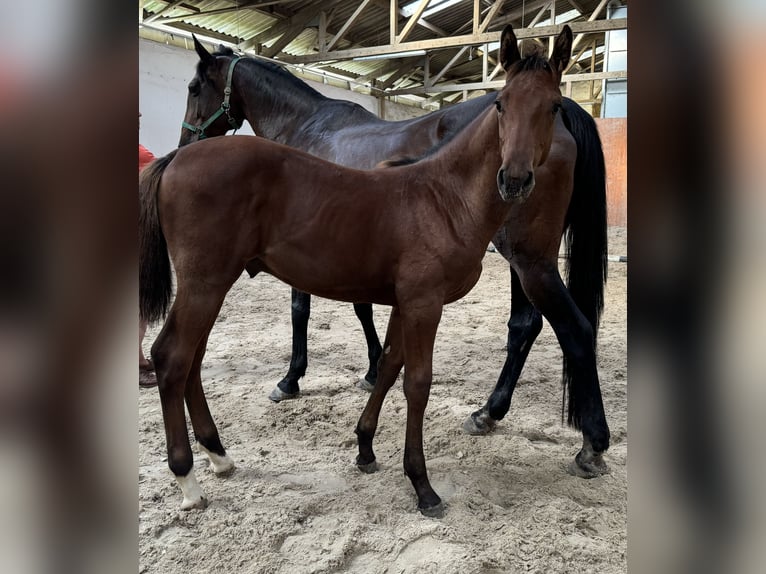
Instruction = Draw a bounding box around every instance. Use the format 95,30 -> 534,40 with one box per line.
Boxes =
236,62 -> 326,142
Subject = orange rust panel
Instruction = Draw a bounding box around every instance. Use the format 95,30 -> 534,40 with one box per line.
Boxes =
594,117 -> 627,227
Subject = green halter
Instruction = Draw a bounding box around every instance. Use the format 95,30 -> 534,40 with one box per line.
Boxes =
182,57 -> 243,139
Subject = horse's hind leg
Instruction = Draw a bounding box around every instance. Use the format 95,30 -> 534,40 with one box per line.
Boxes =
153,282 -> 233,510
519,264 -> 610,477
464,267 -> 542,435
355,308 -> 403,472
269,289 -> 309,402
186,333 -> 235,476
353,303 -> 382,391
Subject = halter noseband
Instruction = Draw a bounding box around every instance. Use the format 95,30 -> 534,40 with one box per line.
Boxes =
182,56 -> 243,139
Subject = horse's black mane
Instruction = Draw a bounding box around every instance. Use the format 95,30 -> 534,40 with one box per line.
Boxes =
379,54 -> 558,169
197,45 -> 324,100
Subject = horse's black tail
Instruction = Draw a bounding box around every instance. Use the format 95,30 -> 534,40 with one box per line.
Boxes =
560,99 -> 608,429
139,149 -> 178,324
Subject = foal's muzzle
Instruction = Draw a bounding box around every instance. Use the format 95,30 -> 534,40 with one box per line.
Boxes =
497,168 -> 535,202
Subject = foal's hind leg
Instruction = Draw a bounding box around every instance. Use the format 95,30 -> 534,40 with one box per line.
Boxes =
153,282 -> 234,510
355,308 -> 403,472
269,289 -> 310,402
353,303 -> 382,391
186,333 -> 235,476
519,264 -> 610,477
464,268 -> 542,435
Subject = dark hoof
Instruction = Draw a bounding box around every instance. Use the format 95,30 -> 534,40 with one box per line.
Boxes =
462,410 -> 496,436
356,459 -> 379,474
139,370 -> 158,388
567,453 -> 609,478
418,501 -> 444,518
356,378 -> 374,392
268,386 -> 299,402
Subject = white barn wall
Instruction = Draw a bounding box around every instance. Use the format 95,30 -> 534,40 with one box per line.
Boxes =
139,38 -> 425,156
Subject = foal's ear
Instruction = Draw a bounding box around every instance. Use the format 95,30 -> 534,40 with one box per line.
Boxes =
550,25 -> 573,77
193,34 -> 215,67
499,25 -> 521,71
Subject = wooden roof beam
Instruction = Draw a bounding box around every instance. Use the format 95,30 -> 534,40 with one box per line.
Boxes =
326,0 -> 373,52
280,19 -> 626,64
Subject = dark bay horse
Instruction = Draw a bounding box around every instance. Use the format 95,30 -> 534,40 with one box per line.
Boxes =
180,27 -> 610,470
141,26 -> 606,515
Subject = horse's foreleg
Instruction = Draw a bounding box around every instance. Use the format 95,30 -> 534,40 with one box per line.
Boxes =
355,308 -> 403,472
464,267 -> 542,435
353,303 -> 382,390
185,333 -> 235,476
269,289 -> 310,402
400,301 -> 443,517
519,265 -> 610,477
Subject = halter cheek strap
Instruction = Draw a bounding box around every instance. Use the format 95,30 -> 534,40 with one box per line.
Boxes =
182,56 -> 243,139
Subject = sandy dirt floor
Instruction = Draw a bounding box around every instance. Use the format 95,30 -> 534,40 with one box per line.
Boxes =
139,227 -> 627,574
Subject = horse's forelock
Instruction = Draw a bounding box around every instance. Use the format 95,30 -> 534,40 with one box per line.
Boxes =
212,45 -> 235,57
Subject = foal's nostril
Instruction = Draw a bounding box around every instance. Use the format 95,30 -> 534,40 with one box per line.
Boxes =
497,168 -> 506,190
524,171 -> 534,188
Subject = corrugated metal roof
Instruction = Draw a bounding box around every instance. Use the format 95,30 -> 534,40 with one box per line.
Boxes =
140,0 -> 623,110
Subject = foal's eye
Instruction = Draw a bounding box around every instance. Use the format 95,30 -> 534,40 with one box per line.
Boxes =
552,102 -> 561,115
494,100 -> 502,113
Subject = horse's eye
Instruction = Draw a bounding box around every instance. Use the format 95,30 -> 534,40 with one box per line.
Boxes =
494,100 -> 502,113
552,102 -> 561,115
188,83 -> 200,97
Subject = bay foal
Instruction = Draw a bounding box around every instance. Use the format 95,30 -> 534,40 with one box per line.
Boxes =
140,26 -> 604,515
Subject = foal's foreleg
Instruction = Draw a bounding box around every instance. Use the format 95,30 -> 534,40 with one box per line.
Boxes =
185,333 -> 235,476
268,289 -> 310,402
355,308 -> 403,472
464,268 -> 542,435
353,303 -> 382,390
400,302 -> 443,517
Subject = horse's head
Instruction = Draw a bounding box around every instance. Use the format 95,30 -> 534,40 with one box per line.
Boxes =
494,24 -> 572,201
178,36 -> 244,147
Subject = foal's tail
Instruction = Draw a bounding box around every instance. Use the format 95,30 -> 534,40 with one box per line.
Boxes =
560,99 -> 608,428
139,149 -> 178,324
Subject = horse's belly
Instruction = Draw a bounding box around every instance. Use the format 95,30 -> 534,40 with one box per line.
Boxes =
259,254 -> 397,306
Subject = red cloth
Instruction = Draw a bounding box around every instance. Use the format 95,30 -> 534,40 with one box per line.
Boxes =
139,144 -> 155,173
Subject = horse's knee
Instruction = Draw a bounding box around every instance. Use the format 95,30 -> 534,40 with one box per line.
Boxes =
507,309 -> 543,341
402,373 -> 432,407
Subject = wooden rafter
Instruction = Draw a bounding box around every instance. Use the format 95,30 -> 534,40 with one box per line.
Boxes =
279,19 -> 627,65
396,0 -> 433,44
429,46 -> 469,85
571,0 -> 611,52
378,61 -> 422,90
326,0 -> 373,52
386,69 -> 626,96
354,59 -> 407,84
476,0 -> 505,34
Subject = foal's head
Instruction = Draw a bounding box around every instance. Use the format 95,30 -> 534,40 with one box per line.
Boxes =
494,25 -> 572,201
179,37 -> 244,147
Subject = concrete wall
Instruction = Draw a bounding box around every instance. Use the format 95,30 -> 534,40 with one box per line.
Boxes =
139,38 -> 425,155
594,117 -> 627,227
